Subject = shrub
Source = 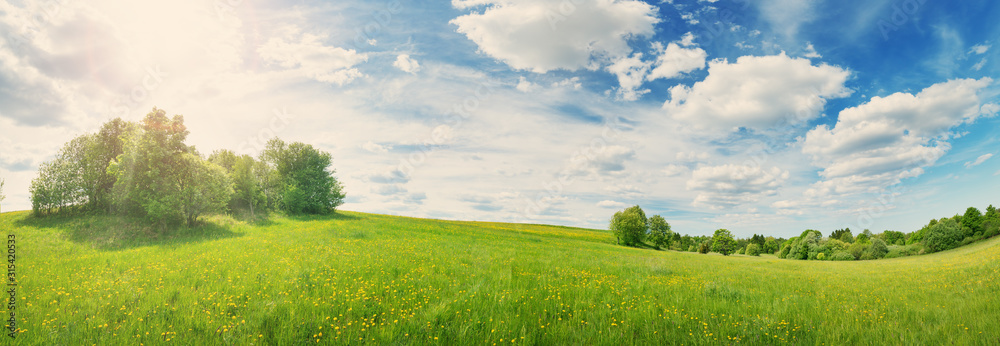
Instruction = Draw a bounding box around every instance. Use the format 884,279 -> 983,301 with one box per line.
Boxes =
745,243 -> 761,256
736,247 -> 745,255
885,244 -> 922,258
816,252 -> 826,260
923,218 -> 964,253
778,244 -> 791,259
869,238 -> 888,259
830,251 -> 854,261
849,242 -> 870,260
698,242 -> 711,254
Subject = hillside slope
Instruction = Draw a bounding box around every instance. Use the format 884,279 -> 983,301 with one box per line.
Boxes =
2,210 -> 998,344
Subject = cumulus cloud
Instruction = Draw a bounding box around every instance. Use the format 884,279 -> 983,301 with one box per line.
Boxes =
606,53 -> 651,101
965,153 -> 993,168
647,43 -> 707,81
801,78 -> 993,198
663,53 -> 851,132
393,54 -> 421,74
687,164 -> 789,209
258,30 -> 367,85
803,42 -> 821,58
515,76 -> 538,92
450,0 -> 659,73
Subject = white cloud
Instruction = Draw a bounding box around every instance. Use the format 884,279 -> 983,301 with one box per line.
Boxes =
450,0 -> 659,73
607,53 -> 651,101
969,44 -> 991,55
687,164 -> 789,209
801,78 -> 993,198
597,200 -> 629,208
679,32 -> 697,47
755,0 -> 815,39
515,76 -> 538,92
551,77 -> 582,90
647,43 -> 707,81
567,145 -> 635,176
393,54 -> 421,74
663,53 -> 851,132
983,103 -> 1000,117
258,29 -> 367,85
803,42 -> 821,58
965,153 -> 993,168
972,58 -> 987,71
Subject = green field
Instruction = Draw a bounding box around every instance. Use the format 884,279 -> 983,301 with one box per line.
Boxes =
2,210 -> 999,345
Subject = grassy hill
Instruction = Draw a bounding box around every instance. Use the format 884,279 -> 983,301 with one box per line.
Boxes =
2,210 -> 999,344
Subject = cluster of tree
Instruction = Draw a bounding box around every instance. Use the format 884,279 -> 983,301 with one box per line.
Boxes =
609,203 -> 1000,260
30,108 -> 345,227
609,205 -> 675,249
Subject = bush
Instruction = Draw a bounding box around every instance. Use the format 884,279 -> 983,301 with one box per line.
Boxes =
745,243 -> 761,256
868,238 -> 888,259
885,244 -> 922,258
849,242 -> 870,260
698,242 -> 710,254
778,244 -> 791,259
923,219 -> 964,253
816,252 -> 826,260
830,251 -> 855,261
736,247 -> 745,255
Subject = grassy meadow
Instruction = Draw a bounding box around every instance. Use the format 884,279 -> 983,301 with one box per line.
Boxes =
2,210 -> 999,345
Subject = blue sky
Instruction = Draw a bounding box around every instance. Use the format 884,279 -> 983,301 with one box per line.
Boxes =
0,0 -> 998,237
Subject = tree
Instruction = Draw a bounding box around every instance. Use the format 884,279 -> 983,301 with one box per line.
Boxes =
763,238 -> 779,254
31,137 -> 92,215
788,230 -> 821,260
745,243 -> 761,256
855,229 -> 872,244
261,139 -> 345,214
962,207 -> 984,237
831,228 -> 853,243
924,218 -> 964,253
868,238 -> 888,259
647,215 -> 672,249
174,154 -> 233,225
711,229 -> 737,256
880,230 -> 906,245
107,108 -> 235,226
698,241 -> 710,254
609,205 -> 648,246
210,150 -> 274,218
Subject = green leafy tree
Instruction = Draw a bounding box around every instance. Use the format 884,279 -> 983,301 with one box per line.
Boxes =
778,244 -> 791,258
855,229 -> 872,244
210,150 -> 274,218
880,230 -> 906,246
745,243 -> 761,256
962,207 -> 984,237
698,241 -> 710,254
763,238 -> 779,254
108,108 -> 233,226
788,230 -> 821,260
868,238 -> 889,259
711,229 -> 737,256
31,137 -> 92,214
609,205 -> 648,246
924,218 -> 964,253
261,139 -> 345,214
831,228 -> 854,243
647,215 -> 672,249
175,153 -> 233,225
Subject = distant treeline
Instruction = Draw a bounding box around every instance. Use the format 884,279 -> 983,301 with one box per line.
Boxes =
610,204 -> 1000,260
30,108 -> 345,226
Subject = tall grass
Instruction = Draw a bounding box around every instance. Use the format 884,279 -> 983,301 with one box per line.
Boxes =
2,210 -> 998,344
